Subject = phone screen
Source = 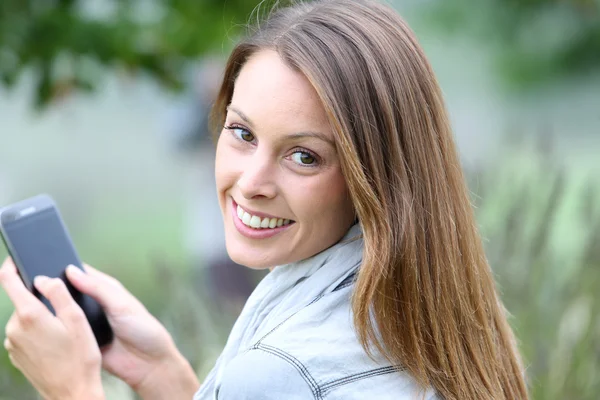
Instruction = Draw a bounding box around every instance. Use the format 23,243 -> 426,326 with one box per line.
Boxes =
3,207 -> 81,282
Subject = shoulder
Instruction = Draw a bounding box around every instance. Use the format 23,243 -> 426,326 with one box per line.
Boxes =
218,346 -> 439,400
247,286 -> 439,399
217,348 -> 315,399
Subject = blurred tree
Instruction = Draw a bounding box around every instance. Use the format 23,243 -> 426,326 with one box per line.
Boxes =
0,0 -> 261,109
423,0 -> 600,87
2,0 -> 599,105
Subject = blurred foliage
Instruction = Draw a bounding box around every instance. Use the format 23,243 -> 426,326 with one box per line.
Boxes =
468,135 -> 600,399
0,0 -> 260,109
4,0 -> 598,104
423,0 -> 600,87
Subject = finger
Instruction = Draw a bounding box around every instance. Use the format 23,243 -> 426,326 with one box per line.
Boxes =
0,259 -> 44,317
66,264 -> 131,314
4,313 -> 28,351
82,263 -> 121,287
69,264 -> 121,290
0,257 -> 18,281
34,276 -> 84,324
5,312 -> 18,340
4,337 -> 14,352
0,256 -> 15,270
8,352 -> 18,367
0,257 -> 12,271
7,352 -> 25,374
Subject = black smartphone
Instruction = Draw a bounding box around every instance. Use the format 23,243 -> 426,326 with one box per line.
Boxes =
0,194 -> 113,347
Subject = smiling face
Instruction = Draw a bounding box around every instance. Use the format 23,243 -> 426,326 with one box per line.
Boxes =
215,50 -> 356,269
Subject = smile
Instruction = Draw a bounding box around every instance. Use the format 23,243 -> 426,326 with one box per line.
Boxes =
231,199 -> 295,239
236,204 -> 292,229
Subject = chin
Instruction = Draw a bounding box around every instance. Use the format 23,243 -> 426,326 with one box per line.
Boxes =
226,245 -> 277,270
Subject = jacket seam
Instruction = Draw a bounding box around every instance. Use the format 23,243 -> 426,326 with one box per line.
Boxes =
321,365 -> 403,395
253,343 -> 323,400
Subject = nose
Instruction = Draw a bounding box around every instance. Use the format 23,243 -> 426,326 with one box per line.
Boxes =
236,152 -> 278,200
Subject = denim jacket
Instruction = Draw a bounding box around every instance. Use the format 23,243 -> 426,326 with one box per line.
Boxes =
196,271 -> 439,400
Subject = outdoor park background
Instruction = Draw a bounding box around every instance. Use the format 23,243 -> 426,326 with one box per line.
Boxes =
0,0 -> 598,399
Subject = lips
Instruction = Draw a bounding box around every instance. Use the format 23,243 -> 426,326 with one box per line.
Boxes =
230,198 -> 295,239
236,204 -> 292,229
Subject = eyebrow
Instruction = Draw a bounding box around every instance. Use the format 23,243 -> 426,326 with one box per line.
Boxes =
228,105 -> 254,127
227,105 -> 335,147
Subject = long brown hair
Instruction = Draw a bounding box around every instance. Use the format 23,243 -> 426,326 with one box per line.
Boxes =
211,1 -> 528,398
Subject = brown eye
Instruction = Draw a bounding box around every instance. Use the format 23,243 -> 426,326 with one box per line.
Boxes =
240,130 -> 254,142
228,126 -> 254,142
291,151 -> 316,166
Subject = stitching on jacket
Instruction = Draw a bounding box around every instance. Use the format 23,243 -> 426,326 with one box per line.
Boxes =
320,365 -> 403,395
254,343 -> 323,400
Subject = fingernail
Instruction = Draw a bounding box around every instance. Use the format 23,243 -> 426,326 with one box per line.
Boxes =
67,265 -> 84,276
34,275 -> 50,287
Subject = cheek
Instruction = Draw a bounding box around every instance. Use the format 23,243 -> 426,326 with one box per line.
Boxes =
215,136 -> 236,194
292,170 -> 353,222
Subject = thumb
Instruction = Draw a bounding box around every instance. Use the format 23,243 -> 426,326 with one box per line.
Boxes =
34,276 -> 85,324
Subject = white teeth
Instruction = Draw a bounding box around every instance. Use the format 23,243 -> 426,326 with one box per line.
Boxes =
249,215 -> 262,228
242,212 -> 252,225
236,203 -> 293,230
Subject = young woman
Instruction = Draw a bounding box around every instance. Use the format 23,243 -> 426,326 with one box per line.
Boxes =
0,0 -> 529,399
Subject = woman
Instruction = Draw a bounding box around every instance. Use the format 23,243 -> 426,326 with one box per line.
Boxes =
0,0 -> 529,399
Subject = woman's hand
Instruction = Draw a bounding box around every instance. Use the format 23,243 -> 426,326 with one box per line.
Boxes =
0,259 -> 105,400
1,257 -> 199,400
64,261 -> 200,399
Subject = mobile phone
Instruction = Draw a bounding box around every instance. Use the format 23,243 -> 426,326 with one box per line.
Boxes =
0,194 -> 113,347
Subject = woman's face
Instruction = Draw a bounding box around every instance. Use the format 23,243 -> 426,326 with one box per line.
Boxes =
215,50 -> 356,269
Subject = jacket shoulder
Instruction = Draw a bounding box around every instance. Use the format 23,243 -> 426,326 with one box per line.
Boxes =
258,287 -> 437,399
217,348 -> 315,399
